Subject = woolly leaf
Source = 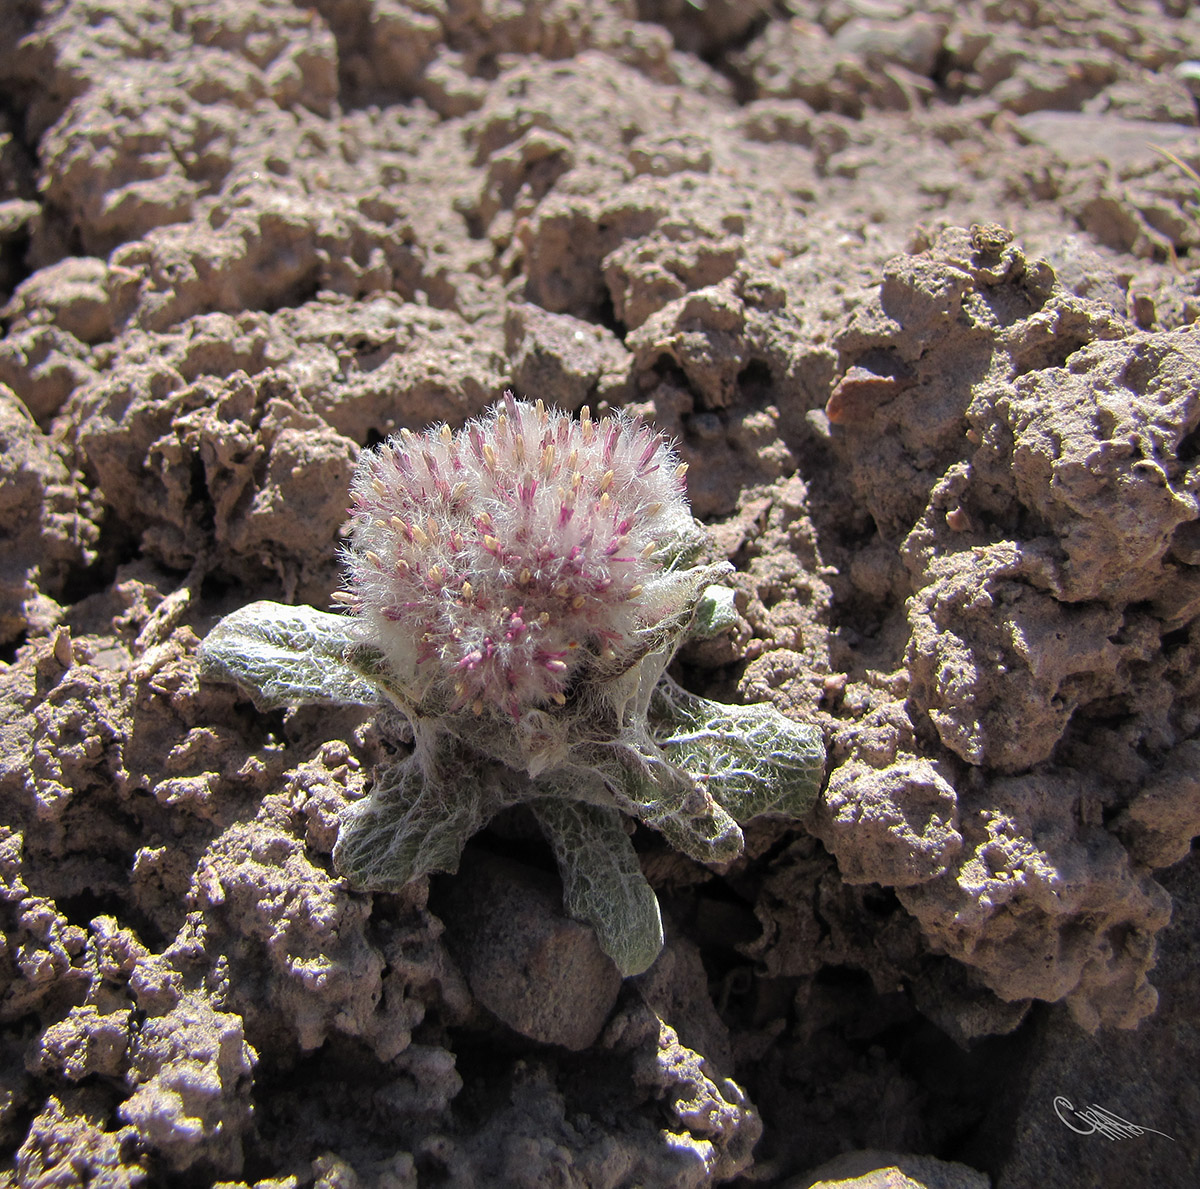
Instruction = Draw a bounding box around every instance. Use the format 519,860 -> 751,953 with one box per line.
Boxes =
649,675 -> 826,822
334,746 -> 516,890
198,601 -> 383,709
581,742 -> 745,864
531,797 -> 664,977
688,583 -> 739,639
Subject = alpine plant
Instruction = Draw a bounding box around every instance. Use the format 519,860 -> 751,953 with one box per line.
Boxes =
200,395 -> 825,976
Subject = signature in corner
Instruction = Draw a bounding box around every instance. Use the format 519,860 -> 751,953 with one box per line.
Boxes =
1053,1096 -> 1176,1142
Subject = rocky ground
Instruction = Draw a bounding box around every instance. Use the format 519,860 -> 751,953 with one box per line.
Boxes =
2,1 -> 1200,1186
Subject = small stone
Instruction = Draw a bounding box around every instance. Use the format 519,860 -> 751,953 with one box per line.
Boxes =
435,847 -> 621,1051
826,360 -> 916,426
945,507 -> 972,532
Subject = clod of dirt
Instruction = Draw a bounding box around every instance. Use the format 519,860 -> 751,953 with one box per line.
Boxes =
118,993 -> 256,1176
0,384 -> 97,643
783,1148 -> 989,1189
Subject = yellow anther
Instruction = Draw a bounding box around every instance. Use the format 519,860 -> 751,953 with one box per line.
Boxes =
426,516 -> 439,540
571,595 -> 586,609
599,470 -> 614,493
452,481 -> 468,500
484,535 -> 501,552
675,462 -> 689,479
599,492 -> 612,511
537,612 -> 550,625
483,444 -> 496,469
627,584 -> 643,598
554,582 -> 569,598
535,398 -> 546,421
364,550 -> 384,568
372,478 -> 388,497
478,510 -> 494,529
540,444 -> 555,476
428,564 -> 444,584
410,523 -> 429,547
472,699 -> 484,716
641,541 -> 657,558
331,591 -> 356,604
552,691 -> 566,705
514,433 -> 525,463
440,424 -> 452,443
567,449 -> 578,471
462,580 -> 473,599
519,568 -> 532,585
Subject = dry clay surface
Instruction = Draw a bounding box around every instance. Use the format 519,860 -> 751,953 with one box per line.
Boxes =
2,1 -> 1200,1186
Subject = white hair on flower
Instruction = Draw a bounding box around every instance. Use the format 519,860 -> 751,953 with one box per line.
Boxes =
341,395 -> 692,720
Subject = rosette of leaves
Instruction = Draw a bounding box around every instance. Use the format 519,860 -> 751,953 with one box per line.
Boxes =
200,397 -> 825,975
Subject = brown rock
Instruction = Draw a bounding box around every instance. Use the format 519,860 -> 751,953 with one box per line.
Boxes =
436,847 -> 621,1051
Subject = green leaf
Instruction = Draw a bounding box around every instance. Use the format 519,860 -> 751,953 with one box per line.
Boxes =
530,797 -> 664,977
638,561 -> 733,651
198,601 -> 384,709
334,745 -> 515,890
580,742 -> 745,864
649,675 -> 826,822
656,515 -> 714,569
688,584 -> 739,639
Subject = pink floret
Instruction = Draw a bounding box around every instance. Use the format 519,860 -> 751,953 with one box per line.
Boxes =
340,395 -> 690,718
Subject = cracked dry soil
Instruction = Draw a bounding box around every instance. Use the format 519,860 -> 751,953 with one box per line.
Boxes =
2,2 -> 1200,1187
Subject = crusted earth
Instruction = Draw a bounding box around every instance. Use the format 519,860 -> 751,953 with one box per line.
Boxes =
3,2 -> 1200,1187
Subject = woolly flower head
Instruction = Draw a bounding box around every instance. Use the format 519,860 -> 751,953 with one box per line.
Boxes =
340,395 -> 694,719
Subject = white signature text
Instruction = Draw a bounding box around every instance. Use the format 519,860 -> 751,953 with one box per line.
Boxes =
1053,1096 -> 1175,1142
